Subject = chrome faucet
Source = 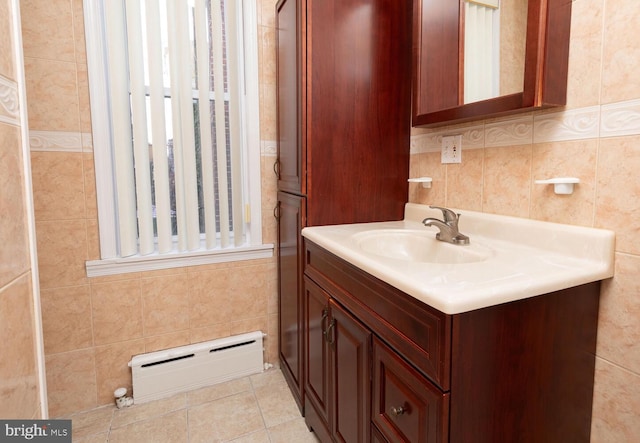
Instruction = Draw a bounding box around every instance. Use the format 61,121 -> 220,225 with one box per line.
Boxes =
422,206 -> 470,245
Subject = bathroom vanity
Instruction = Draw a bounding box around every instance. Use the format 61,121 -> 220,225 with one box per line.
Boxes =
301,204 -> 615,442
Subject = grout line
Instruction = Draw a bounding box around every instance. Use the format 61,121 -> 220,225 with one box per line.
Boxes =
595,355 -> 640,378
106,407 -> 113,442
251,382 -> 270,438
592,136 -> 601,228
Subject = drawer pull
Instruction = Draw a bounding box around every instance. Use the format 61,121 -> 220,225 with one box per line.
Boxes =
325,318 -> 336,344
390,406 -> 406,417
273,159 -> 280,179
322,307 -> 329,340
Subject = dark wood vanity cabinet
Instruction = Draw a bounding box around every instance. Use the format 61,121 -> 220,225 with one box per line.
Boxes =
304,240 -> 601,442
275,0 -> 412,413
372,338 -> 449,443
304,277 -> 372,442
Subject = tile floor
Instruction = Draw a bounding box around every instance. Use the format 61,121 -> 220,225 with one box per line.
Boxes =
63,369 -> 320,443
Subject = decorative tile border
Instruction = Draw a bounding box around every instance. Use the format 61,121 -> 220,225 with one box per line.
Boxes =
414,124 -> 485,154
410,131 -> 442,153
461,124 -> 485,149
29,130 -> 93,153
26,102 -> 640,155
533,106 -> 600,143
261,140 -> 277,156
410,98 -> 640,154
30,133 -> 279,156
0,76 -> 20,126
484,115 -> 533,147
600,99 -> 640,138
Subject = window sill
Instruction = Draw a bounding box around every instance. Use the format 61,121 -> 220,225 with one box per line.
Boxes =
86,243 -> 274,277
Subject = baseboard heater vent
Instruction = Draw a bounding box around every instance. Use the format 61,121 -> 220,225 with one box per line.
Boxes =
128,331 -> 265,404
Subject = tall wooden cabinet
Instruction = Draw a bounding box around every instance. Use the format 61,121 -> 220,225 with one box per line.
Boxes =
275,0 -> 413,415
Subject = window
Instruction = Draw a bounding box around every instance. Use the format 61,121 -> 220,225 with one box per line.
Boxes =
84,0 -> 271,276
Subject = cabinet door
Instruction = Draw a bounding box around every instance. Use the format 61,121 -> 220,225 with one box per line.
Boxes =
304,0 -> 411,227
304,277 -> 331,428
412,0 -> 460,118
304,279 -> 372,443
372,338 -> 449,443
277,192 -> 305,410
331,299 -> 371,443
372,425 -> 389,443
276,0 -> 304,194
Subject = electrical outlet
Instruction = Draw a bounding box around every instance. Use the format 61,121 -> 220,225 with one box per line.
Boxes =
441,135 -> 462,164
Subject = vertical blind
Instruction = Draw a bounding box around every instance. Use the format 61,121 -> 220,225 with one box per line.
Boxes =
464,0 -> 500,103
104,0 -> 245,258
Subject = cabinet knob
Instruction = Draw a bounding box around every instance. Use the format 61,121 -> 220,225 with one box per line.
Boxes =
390,406 -> 406,417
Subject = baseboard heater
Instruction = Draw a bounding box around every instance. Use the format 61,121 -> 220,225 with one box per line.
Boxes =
128,331 -> 265,404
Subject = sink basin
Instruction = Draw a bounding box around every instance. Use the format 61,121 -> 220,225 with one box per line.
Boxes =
352,229 -> 492,264
301,203 -> 615,313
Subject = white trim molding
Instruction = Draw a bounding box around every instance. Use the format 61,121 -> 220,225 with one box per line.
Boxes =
11,0 -> 49,418
86,243 -> 274,277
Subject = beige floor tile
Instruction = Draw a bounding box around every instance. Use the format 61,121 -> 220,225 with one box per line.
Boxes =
227,429 -> 270,443
267,418 -> 320,443
56,369 -> 317,443
186,401 -> 222,443
187,377 -> 252,407
188,391 -> 265,442
249,368 -> 287,390
66,405 -> 114,439
111,393 -> 187,429
109,410 -> 188,443
254,381 -> 301,428
73,432 -> 109,443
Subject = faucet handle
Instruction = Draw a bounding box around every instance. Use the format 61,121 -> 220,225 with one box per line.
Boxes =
429,206 -> 459,224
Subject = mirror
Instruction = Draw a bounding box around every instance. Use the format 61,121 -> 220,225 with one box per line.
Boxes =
463,0 -> 528,104
412,0 -> 572,127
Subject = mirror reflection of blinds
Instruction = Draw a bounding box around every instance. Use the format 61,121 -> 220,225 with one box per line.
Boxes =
466,0 -> 499,9
464,0 -> 500,103
104,0 -> 244,258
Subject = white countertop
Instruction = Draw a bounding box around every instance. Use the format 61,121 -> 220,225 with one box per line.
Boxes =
301,203 -> 615,314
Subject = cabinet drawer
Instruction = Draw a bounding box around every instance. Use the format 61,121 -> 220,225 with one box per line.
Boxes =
304,241 -> 451,389
372,338 -> 449,443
